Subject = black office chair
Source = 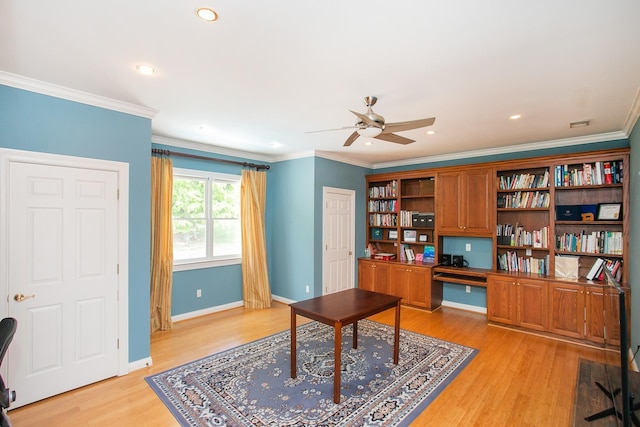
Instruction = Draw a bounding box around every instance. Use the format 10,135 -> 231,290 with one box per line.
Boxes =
0,318 -> 17,427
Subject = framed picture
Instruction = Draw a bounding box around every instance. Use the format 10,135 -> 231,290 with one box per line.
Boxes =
403,229 -> 417,242
388,230 -> 398,240
596,203 -> 622,221
419,234 -> 428,242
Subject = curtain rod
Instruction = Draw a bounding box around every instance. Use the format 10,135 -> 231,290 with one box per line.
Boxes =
152,148 -> 270,170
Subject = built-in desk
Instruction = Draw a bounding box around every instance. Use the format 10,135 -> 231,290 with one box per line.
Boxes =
432,265 -> 490,287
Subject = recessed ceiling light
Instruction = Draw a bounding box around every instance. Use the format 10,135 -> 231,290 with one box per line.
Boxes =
271,142 -> 283,149
569,120 -> 590,128
365,141 -> 373,146
136,64 -> 157,76
426,130 -> 436,135
509,114 -> 522,120
196,8 -> 218,22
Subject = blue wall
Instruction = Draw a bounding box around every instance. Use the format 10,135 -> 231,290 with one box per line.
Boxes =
268,157 -> 316,301
0,85 -> 152,362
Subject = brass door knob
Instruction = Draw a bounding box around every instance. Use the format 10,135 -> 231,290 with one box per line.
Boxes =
14,293 -> 36,302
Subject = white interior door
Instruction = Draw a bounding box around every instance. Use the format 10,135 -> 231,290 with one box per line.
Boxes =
322,187 -> 355,295
6,160 -> 120,407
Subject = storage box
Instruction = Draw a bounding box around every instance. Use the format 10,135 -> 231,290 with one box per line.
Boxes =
412,212 -> 435,228
555,255 -> 579,279
555,205 -> 581,221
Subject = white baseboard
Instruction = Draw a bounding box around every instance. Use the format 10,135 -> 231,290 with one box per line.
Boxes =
171,301 -> 244,322
441,300 -> 487,314
129,356 -> 153,372
272,294 -> 296,304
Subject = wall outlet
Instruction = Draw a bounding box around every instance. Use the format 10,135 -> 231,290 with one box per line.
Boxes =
305,285 -> 310,293
465,285 -> 471,293
196,289 -> 202,298
465,243 -> 471,251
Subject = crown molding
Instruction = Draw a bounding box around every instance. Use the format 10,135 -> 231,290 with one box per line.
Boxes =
623,88 -> 640,135
313,151 -> 373,169
0,71 -> 157,119
151,135 -> 274,163
372,131 -> 628,169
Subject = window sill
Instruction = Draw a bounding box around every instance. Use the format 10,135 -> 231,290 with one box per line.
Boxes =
173,258 -> 241,272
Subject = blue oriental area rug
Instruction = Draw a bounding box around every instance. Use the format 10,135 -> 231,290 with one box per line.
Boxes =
145,319 -> 477,427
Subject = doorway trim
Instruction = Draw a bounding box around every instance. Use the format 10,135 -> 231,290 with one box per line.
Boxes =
0,148 -> 129,376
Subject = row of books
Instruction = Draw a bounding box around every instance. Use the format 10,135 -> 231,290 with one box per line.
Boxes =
369,180 -> 398,198
586,258 -> 622,282
497,191 -> 550,209
398,244 -> 435,263
399,210 -> 420,227
554,160 -> 623,187
497,252 -> 549,274
368,199 -> 398,213
369,213 -> 398,227
497,224 -> 549,248
555,231 -> 623,255
498,170 -> 550,190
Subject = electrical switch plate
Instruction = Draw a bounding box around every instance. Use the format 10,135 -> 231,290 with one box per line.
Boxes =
306,285 -> 310,293
196,289 -> 202,298
465,243 -> 471,251
466,285 -> 471,293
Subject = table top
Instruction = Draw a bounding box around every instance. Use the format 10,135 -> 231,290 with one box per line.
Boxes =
289,288 -> 401,325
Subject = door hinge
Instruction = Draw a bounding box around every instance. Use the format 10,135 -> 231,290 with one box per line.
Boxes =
117,264 -> 120,274
117,338 -> 120,349
117,189 -> 120,200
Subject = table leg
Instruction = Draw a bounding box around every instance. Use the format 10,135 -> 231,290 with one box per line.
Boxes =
353,321 -> 358,349
291,308 -> 297,378
393,300 -> 400,365
334,321 -> 342,404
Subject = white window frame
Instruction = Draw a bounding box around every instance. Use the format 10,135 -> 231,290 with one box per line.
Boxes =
172,168 -> 242,271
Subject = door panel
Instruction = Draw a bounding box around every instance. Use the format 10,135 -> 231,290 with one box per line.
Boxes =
8,162 -> 119,407
323,188 -> 355,295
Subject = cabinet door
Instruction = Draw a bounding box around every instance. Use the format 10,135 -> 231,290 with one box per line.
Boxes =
372,262 -> 390,294
487,276 -> 517,325
406,266 -> 431,308
517,278 -> 548,331
358,259 -> 376,291
388,265 -> 410,302
585,286 -> 605,344
463,168 -> 492,235
548,283 -> 585,339
435,171 -> 462,234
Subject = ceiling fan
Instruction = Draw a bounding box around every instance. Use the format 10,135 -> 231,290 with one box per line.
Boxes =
310,96 -> 436,147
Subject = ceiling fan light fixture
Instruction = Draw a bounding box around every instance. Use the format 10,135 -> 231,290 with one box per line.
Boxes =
357,127 -> 383,138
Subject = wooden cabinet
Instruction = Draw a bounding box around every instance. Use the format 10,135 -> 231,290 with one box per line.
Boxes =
548,281 -> 585,339
389,263 -> 440,309
358,259 -> 441,311
436,167 -> 492,236
358,259 -> 390,294
487,274 -> 547,331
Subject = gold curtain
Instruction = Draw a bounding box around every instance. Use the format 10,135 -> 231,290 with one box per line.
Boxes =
150,156 -> 174,331
241,169 -> 272,308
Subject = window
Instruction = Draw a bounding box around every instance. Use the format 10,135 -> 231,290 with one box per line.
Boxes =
172,168 -> 241,270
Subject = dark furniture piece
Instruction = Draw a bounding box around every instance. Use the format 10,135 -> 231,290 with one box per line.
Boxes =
289,288 -> 401,403
0,318 -> 17,427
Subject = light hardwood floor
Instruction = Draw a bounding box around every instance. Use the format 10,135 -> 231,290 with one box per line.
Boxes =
8,301 -> 608,426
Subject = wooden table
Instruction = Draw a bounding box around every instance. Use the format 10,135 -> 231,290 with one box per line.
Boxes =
289,288 -> 401,403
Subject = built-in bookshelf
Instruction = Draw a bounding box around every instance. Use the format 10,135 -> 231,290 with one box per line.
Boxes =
366,174 -> 438,263
552,154 -> 627,281
496,165 -> 551,275
493,150 -> 629,282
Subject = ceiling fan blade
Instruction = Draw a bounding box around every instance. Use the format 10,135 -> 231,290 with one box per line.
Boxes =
349,110 -> 381,128
343,131 -> 360,147
305,125 -> 358,134
374,132 -> 415,145
382,117 -> 435,133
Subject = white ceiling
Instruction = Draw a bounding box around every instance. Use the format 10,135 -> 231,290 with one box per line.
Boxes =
2,1 -> 639,167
